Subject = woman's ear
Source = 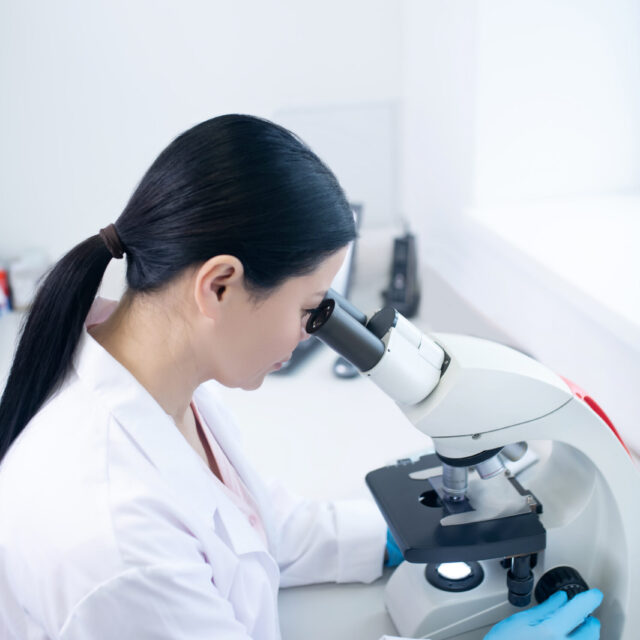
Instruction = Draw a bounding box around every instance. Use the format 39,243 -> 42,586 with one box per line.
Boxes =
194,255 -> 245,319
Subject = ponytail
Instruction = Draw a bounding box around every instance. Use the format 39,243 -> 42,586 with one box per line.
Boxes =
0,235 -> 113,461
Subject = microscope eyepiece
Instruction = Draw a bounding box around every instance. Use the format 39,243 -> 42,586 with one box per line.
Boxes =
306,298 -> 385,372
307,299 -> 335,333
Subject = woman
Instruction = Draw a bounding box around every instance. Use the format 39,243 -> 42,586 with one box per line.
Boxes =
0,115 -> 601,639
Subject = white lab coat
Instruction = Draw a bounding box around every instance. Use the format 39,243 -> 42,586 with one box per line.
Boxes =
0,316 -> 388,639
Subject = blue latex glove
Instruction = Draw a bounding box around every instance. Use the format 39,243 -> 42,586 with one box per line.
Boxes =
484,589 -> 603,640
385,530 -> 403,567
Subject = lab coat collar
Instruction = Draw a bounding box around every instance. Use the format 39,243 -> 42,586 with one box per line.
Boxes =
72,327 -> 267,559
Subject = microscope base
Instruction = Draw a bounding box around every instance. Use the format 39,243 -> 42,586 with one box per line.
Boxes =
385,559 -> 529,640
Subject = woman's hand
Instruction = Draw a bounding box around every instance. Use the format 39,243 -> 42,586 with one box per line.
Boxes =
484,589 -> 603,640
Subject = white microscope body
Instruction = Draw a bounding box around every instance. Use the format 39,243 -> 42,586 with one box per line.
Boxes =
307,293 -> 639,640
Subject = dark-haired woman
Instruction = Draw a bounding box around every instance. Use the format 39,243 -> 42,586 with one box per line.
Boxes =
0,115 -> 602,640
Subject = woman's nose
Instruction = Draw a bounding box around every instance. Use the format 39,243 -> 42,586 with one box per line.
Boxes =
299,325 -> 310,342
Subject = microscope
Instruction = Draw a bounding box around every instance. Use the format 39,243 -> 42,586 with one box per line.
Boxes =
306,290 -> 639,640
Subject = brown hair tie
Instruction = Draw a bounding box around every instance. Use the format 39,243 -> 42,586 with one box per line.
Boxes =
99,224 -> 125,259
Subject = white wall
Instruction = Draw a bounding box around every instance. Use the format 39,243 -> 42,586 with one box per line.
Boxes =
472,0 -> 640,204
399,0 -> 478,229
400,0 -> 640,222
0,0 -> 403,266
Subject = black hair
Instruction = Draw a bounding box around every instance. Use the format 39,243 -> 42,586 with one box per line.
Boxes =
0,114 -> 355,461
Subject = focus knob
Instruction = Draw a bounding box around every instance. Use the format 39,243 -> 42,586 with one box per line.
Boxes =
535,566 -> 589,604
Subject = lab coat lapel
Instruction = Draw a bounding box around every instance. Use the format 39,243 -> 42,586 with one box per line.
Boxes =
73,330 -> 272,561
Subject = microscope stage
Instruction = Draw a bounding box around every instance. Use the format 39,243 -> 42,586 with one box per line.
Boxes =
366,453 -> 546,563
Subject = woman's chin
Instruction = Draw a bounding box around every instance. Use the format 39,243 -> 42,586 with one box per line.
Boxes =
239,374 -> 267,391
